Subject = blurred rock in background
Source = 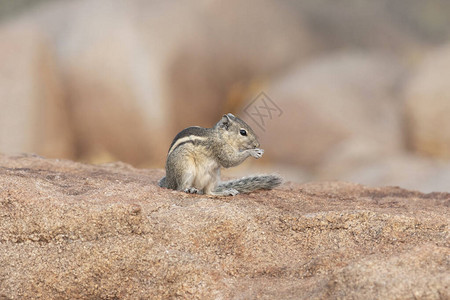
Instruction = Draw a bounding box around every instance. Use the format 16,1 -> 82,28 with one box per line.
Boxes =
260,52 -> 405,169
405,44 -> 450,160
0,0 -> 449,192
0,21 -> 74,158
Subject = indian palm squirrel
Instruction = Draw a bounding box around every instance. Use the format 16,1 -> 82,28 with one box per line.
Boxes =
158,113 -> 282,196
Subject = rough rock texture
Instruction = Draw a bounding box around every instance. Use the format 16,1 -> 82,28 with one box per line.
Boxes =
0,153 -> 449,299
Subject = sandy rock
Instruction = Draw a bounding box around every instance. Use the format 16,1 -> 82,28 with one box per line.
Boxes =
405,44 -> 450,159
0,22 -> 74,159
321,244 -> 449,299
248,52 -> 405,169
0,154 -> 448,299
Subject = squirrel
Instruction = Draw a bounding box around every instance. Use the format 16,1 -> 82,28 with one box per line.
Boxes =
158,113 -> 282,196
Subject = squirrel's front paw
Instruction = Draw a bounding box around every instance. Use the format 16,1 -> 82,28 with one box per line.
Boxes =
250,148 -> 264,159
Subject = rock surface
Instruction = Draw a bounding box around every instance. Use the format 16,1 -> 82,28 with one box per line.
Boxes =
0,154 -> 448,299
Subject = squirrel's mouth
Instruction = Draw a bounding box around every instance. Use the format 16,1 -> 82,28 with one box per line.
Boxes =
240,146 -> 261,152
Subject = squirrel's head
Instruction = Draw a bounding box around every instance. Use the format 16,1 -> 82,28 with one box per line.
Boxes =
214,113 -> 260,150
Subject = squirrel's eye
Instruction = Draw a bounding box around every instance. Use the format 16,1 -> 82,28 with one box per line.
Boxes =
240,129 -> 247,136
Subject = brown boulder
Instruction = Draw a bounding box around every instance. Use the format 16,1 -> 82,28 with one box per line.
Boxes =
0,23 -> 74,159
322,154 -> 450,193
248,52 -> 405,169
50,0 -> 173,166
7,0 -> 314,166
405,44 -> 450,159
0,154 -> 448,299
321,244 -> 449,299
164,0 -> 315,130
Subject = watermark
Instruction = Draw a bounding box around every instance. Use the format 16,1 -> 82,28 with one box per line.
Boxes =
243,92 -> 282,132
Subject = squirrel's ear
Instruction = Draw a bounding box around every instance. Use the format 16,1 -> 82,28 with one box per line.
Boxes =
215,114 -> 232,130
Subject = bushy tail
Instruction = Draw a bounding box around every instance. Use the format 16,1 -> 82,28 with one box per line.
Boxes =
216,174 -> 283,194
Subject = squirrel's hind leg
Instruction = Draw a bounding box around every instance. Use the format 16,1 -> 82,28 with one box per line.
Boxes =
202,169 -> 238,196
176,161 -> 204,194
177,171 -> 196,192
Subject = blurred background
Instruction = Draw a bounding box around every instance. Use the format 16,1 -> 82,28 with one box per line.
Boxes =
1,0 -> 450,193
